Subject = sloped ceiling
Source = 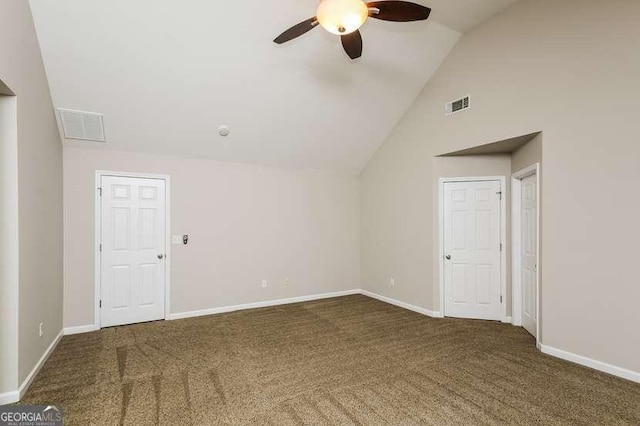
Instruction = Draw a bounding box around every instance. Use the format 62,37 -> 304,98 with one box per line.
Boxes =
30,0 -> 517,173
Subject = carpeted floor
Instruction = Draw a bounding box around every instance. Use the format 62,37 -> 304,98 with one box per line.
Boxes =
21,295 -> 640,425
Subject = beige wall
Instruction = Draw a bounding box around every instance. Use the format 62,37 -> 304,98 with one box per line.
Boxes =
361,0 -> 640,373
512,134 -> 542,174
63,147 -> 360,327
361,154 -> 511,313
0,0 -> 64,387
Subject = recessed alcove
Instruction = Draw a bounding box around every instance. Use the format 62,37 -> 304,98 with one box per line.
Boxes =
432,131 -> 542,323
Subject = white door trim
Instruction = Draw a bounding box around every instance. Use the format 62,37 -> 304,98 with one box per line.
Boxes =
94,171 -> 171,328
511,163 -> 540,347
438,176 -> 508,322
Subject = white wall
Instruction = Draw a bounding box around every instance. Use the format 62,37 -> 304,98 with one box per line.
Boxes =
63,147 -> 360,327
0,0 -> 63,390
361,0 -> 640,374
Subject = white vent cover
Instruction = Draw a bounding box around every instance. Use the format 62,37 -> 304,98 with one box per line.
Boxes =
445,96 -> 470,116
58,108 -> 105,142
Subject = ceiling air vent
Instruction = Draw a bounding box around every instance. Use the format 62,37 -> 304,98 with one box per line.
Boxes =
58,108 -> 105,142
445,96 -> 470,116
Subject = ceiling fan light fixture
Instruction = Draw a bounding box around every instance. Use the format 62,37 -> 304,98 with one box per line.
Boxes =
316,0 -> 369,35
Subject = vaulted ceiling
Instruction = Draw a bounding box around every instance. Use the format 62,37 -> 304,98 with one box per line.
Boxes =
30,0 -> 517,173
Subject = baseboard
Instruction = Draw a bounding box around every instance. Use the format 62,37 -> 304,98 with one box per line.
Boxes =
5,329 -> 64,403
0,329 -> 63,405
0,390 -> 19,406
502,316 -> 512,324
540,344 -> 640,384
64,324 -> 99,335
7,294 -> 638,408
168,289 -> 362,320
360,290 -> 443,318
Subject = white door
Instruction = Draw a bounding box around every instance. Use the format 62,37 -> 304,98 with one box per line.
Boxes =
521,174 -> 537,337
443,180 -> 502,320
100,176 -> 166,327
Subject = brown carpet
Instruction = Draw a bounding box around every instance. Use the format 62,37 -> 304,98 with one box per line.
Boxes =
21,295 -> 640,425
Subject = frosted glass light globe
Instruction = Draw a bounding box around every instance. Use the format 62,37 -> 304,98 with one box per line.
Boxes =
316,0 -> 369,35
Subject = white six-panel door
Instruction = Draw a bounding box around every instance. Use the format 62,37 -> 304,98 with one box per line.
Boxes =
521,174 -> 537,337
443,180 -> 502,320
100,176 -> 166,327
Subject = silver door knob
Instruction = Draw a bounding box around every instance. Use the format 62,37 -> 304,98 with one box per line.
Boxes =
445,255 -> 451,260
157,254 -> 164,259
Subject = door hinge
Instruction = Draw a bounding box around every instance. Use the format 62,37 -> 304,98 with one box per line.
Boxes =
500,243 -> 503,251
500,295 -> 503,303
99,300 -> 102,308
98,187 -> 102,196
99,243 -> 102,252
496,191 -> 502,200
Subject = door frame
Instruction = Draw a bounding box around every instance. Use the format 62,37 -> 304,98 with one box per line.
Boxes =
1,89 -> 20,398
94,171 -> 171,329
438,176 -> 508,322
511,163 -> 540,347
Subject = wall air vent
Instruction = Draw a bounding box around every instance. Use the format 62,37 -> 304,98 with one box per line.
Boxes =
445,96 -> 470,116
58,108 -> 105,142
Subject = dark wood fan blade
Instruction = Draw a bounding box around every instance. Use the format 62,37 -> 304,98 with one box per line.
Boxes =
273,17 -> 318,44
367,1 -> 431,22
341,30 -> 363,60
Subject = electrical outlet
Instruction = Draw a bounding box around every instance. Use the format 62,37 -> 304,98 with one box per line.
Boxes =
39,322 -> 44,338
284,277 -> 290,287
389,278 -> 395,287
261,279 -> 268,288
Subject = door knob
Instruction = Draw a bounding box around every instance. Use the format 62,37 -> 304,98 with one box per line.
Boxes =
157,254 -> 164,259
445,255 -> 451,260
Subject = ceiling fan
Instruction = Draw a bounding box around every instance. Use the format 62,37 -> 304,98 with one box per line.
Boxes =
273,0 -> 431,59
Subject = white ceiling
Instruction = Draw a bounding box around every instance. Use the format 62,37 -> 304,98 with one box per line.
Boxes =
426,0 -> 518,33
30,0 -> 517,173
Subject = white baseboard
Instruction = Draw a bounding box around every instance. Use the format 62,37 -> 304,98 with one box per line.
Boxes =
0,329 -> 63,405
6,293 -> 637,409
64,324 -> 99,335
2,329 -> 64,404
168,289 -> 362,320
0,390 -> 19,406
503,316 -> 512,324
360,290 -> 443,318
540,344 -> 640,384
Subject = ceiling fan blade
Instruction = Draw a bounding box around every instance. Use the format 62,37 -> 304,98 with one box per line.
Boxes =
341,30 -> 363,60
273,17 -> 318,44
367,1 -> 431,22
